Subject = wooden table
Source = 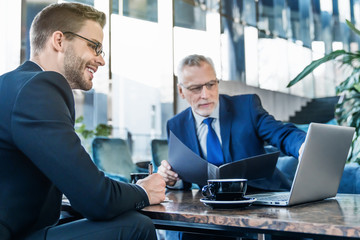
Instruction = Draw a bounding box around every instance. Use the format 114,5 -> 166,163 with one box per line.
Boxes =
140,190 -> 360,239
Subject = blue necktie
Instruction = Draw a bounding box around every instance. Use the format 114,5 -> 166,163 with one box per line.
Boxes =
203,118 -> 224,166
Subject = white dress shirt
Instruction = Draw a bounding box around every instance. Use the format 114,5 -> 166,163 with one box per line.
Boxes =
169,103 -> 222,189
192,103 -> 222,159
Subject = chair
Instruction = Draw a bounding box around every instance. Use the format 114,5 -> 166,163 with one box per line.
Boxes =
338,163 -> 360,194
92,137 -> 137,182
151,139 -> 168,172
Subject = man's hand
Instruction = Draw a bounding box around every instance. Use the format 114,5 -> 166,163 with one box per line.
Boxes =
299,143 -> 305,158
137,173 -> 166,205
157,160 -> 179,186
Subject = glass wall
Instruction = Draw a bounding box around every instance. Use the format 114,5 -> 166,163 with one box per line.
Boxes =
0,0 -> 22,74
111,10 -> 169,161
1,0 -> 360,161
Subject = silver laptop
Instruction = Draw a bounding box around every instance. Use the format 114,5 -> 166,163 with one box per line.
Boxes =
247,122 -> 355,206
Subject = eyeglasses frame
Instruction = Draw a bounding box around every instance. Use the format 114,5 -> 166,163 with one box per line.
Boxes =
180,79 -> 220,94
62,31 -> 105,57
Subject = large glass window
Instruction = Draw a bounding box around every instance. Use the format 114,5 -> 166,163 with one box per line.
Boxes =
298,0 -> 313,48
2,0 -> 360,161
258,37 -> 290,92
0,0 -> 22,74
244,26 -> 259,87
110,0 -> 173,161
174,0 -> 221,112
123,0 -> 158,22
174,0 -> 206,30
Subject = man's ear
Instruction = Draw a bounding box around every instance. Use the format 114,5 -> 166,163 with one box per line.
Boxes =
51,31 -> 65,53
177,84 -> 185,99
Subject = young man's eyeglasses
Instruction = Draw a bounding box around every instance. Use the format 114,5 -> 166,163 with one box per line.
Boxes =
63,32 -> 105,57
180,80 -> 219,94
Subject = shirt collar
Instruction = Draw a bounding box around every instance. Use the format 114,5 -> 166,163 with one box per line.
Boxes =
192,103 -> 220,129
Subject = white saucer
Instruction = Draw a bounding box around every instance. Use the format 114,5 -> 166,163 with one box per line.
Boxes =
200,197 -> 256,209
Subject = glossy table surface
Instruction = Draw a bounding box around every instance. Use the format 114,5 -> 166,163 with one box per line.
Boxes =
140,190 -> 360,239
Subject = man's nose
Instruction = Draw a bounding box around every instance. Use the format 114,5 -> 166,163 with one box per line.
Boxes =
200,85 -> 209,98
96,55 -> 105,66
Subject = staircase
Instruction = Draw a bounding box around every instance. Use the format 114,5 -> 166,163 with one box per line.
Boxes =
288,96 -> 340,124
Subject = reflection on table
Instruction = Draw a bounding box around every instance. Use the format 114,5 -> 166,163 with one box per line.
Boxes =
140,189 -> 360,239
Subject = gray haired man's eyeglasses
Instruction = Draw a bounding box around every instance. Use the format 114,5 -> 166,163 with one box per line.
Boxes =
63,31 -> 105,57
180,80 -> 219,94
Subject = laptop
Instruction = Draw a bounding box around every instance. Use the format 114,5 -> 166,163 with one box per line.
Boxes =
247,122 -> 355,206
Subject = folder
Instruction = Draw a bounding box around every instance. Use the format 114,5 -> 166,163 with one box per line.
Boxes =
168,131 -> 279,186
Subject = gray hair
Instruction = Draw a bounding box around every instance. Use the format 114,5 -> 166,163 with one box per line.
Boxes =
177,54 -> 215,83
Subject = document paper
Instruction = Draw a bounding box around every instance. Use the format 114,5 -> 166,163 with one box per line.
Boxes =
168,131 -> 279,186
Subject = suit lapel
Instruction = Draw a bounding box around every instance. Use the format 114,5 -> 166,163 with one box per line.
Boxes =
219,95 -> 233,163
172,108 -> 202,156
185,109 -> 202,156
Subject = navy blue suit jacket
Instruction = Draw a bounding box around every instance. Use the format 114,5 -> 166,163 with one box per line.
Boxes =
0,61 -> 149,239
167,94 -> 306,189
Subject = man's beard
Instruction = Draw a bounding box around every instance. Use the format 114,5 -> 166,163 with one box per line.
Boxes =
64,47 -> 92,90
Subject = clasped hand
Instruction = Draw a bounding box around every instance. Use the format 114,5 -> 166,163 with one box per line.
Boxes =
137,173 -> 166,205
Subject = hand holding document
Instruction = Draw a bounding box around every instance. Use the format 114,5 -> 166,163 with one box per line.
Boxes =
168,131 -> 279,186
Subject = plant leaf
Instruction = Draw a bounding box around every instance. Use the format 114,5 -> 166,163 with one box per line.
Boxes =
75,116 -> 84,124
354,83 -> 360,92
287,50 -> 348,87
346,20 -> 360,36
95,124 -> 113,137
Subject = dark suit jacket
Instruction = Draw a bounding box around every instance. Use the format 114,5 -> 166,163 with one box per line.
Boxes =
167,94 -> 306,189
0,61 -> 149,239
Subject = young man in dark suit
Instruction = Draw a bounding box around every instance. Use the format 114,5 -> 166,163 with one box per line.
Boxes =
0,3 -> 165,240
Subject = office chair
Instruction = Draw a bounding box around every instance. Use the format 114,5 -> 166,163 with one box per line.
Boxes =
92,137 -> 138,182
150,139 -> 168,173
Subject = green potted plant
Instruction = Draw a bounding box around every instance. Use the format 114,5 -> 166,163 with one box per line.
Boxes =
75,116 -> 113,153
287,20 -> 360,163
